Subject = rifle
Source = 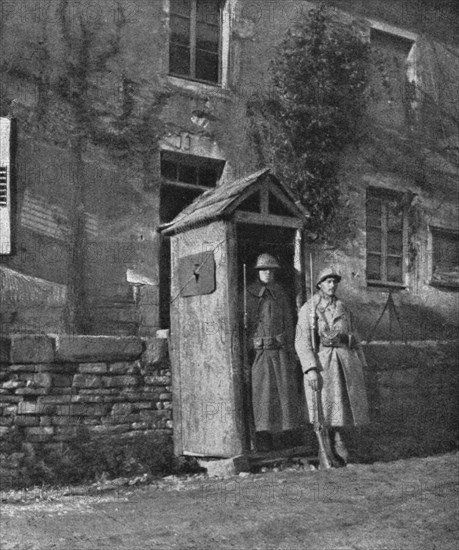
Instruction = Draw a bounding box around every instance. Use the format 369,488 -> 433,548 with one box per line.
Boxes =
309,254 -> 338,469
243,263 -> 257,452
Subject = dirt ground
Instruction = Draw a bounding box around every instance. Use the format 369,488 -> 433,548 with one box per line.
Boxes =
1,452 -> 458,550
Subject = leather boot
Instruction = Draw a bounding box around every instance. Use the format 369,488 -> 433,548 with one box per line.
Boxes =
332,429 -> 349,465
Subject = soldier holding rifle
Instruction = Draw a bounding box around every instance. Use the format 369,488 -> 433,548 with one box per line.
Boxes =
295,266 -> 370,466
244,253 -> 303,451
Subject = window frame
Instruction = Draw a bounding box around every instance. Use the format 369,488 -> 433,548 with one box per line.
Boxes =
365,187 -> 408,289
160,150 -> 225,191
428,226 -> 459,290
368,19 -> 420,124
168,0 -> 224,86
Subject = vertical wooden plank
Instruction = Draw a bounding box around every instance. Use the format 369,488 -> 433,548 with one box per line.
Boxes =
294,229 -> 305,309
170,234 -> 184,455
226,221 -> 245,454
260,187 -> 269,214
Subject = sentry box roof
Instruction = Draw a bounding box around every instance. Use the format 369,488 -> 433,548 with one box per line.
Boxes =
158,168 -> 309,236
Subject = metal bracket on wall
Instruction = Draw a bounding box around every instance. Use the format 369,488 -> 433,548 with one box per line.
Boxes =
367,291 -> 407,344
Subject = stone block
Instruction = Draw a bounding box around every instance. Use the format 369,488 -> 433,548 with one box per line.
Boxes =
111,402 -> 134,416
103,375 -> 139,388
39,396 -> 72,405
36,364 -> 77,374
55,335 -> 144,362
78,363 -> 108,374
52,374 -> 74,387
198,455 -> 250,477
49,387 -> 77,395
40,416 -> 53,426
72,374 -> 103,389
55,403 -> 107,416
9,335 -> 55,364
105,413 -> 140,425
131,422 -> 149,430
159,393 -> 172,401
33,373 -> 53,388
17,401 -> 39,415
15,387 -> 49,396
0,417 -> 13,426
25,426 -> 54,440
142,337 -> 169,366
15,415 -> 40,427
2,379 -> 24,390
135,402 -> 156,409
70,395 -> 104,403
51,417 -> 83,426
144,375 -> 171,386
79,389 -> 114,395
2,405 -> 18,415
88,424 -> 131,434
0,427 -> 10,437
139,409 -> 171,422
0,395 -> 22,403
109,361 -> 140,375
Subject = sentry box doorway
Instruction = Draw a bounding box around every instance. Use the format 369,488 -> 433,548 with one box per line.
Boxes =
160,169 -> 308,458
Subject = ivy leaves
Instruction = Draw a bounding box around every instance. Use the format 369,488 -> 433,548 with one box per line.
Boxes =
248,5 -> 370,239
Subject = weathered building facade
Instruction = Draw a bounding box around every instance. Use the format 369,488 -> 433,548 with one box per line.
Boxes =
0,1 -> 458,478
1,0 -> 458,343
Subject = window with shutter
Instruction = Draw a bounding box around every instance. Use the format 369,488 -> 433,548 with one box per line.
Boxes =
366,187 -> 407,287
169,0 -> 224,84
0,117 -> 12,255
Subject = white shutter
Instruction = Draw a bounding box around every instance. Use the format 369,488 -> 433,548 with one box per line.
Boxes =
0,117 -> 11,255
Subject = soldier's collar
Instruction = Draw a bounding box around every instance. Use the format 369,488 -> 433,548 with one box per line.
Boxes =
318,292 -> 337,308
259,284 -> 276,298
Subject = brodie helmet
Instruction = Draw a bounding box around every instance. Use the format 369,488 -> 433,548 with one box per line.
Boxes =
254,253 -> 280,270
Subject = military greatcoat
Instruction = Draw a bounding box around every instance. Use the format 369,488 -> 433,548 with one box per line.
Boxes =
246,280 -> 303,433
295,292 -> 370,427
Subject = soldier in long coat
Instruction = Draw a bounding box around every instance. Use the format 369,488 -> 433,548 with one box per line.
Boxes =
245,253 -> 303,450
295,267 -> 369,464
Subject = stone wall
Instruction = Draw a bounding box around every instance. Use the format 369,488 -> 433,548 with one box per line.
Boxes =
0,334 -> 172,484
356,341 -> 459,461
1,335 -> 457,486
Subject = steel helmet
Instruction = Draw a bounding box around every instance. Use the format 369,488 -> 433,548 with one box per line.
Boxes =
254,253 -> 280,270
316,267 -> 342,289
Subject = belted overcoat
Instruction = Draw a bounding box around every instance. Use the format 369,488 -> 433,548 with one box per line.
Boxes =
245,281 -> 303,433
295,292 -> 370,427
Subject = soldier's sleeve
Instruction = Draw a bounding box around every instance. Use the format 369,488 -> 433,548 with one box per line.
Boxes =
295,301 -> 321,373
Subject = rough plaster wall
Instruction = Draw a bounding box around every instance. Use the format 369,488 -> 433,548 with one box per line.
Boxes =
231,0 -> 459,340
0,0 -> 457,339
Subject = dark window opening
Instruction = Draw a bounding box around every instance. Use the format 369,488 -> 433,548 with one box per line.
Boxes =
159,184 -> 202,224
159,151 -> 225,328
169,0 -> 222,84
160,151 -> 224,189
431,228 -> 459,289
366,188 -> 405,286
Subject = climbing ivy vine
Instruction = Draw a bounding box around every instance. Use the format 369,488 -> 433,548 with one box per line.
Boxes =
248,5 -> 371,240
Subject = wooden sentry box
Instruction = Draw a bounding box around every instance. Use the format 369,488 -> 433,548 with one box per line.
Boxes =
160,169 -> 308,458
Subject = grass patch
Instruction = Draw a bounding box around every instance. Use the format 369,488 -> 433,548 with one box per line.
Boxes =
1,428 -> 202,490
